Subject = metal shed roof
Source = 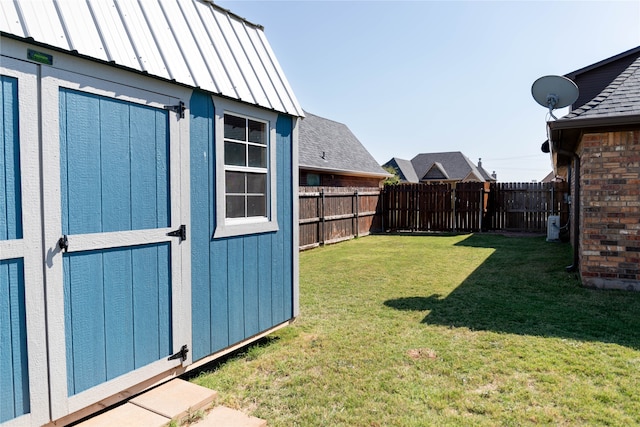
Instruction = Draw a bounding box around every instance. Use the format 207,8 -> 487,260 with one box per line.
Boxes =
0,0 -> 303,117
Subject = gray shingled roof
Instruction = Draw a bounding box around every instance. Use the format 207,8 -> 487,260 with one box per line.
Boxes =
298,111 -> 390,177
563,55 -> 640,120
384,152 -> 495,183
411,152 -> 490,182
383,158 -> 419,183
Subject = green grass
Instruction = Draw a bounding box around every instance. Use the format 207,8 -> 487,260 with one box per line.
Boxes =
191,234 -> 640,426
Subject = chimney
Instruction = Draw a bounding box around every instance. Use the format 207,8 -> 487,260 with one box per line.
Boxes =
478,157 -> 482,168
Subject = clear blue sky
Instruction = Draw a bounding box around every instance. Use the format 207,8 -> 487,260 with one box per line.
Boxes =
216,0 -> 640,182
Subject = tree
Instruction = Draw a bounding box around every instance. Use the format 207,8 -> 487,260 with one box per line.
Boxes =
383,165 -> 400,186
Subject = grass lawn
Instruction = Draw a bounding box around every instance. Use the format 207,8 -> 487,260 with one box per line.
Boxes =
191,234 -> 640,426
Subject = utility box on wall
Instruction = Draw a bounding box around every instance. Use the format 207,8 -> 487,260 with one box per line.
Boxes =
547,215 -> 560,242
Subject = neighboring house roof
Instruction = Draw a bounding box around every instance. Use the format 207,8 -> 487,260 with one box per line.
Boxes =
423,162 -> 450,180
550,52 -> 640,156
411,151 -> 495,182
384,152 -> 495,183
299,111 -> 390,178
541,171 -> 564,183
384,158 -> 420,183
0,0 -> 303,117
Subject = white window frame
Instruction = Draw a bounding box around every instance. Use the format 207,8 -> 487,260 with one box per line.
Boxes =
213,97 -> 278,238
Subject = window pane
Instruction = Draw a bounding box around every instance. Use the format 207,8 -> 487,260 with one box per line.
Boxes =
248,120 -> 266,145
248,145 -> 267,168
224,114 -> 246,140
225,171 -> 245,193
224,141 -> 246,166
247,195 -> 266,217
306,173 -> 320,186
226,195 -> 245,218
247,173 -> 266,194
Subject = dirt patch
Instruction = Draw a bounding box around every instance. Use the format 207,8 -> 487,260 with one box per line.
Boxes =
406,348 -> 437,360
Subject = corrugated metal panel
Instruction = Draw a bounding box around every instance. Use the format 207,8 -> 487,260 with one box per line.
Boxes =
1,0 -> 303,117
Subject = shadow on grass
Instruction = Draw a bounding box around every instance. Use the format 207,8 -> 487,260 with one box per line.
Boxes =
384,234 -> 640,350
182,335 -> 281,380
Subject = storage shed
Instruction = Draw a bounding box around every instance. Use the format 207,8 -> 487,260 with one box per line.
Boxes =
0,1 -> 302,425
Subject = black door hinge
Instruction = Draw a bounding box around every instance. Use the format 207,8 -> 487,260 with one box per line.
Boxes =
168,344 -> 189,362
167,224 -> 186,242
164,101 -> 185,119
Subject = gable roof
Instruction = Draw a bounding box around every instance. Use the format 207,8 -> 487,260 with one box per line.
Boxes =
565,46 -> 640,110
423,162 -> 450,180
550,53 -> 640,154
384,152 -> 495,183
563,55 -> 640,120
0,0 -> 303,117
383,158 -> 420,183
299,111 -> 390,178
411,151 -> 494,182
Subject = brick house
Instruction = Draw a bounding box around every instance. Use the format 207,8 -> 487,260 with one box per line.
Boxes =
299,111 -> 391,187
548,47 -> 640,290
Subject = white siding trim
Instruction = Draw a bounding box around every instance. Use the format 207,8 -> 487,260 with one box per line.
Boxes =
212,96 -> 279,238
291,117 -> 300,317
0,55 -> 50,427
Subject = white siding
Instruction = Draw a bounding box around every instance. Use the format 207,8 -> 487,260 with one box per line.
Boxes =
1,0 -> 303,117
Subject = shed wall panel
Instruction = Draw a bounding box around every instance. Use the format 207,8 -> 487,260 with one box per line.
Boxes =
1,76 -> 22,240
0,258 -> 29,423
189,90 -> 214,360
189,92 -> 294,361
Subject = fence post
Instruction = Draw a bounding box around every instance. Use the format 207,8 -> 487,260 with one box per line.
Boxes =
376,185 -> 387,233
320,189 -> 325,246
452,183 -> 457,232
478,185 -> 484,232
355,189 -> 360,238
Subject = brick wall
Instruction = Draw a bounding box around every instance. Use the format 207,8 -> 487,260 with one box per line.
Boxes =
299,170 -> 384,188
578,130 -> 640,290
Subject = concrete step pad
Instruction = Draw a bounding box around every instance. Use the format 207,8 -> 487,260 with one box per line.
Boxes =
76,379 -> 218,427
130,378 -> 217,420
74,402 -> 170,427
75,379 -> 267,427
192,406 -> 267,427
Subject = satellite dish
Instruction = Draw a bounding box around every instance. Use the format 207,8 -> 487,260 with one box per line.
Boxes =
531,75 -> 579,119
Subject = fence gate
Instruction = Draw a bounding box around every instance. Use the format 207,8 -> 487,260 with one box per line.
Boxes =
383,181 -> 568,233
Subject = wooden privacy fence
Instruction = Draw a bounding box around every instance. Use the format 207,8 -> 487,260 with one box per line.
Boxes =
299,186 -> 382,250
487,182 -> 569,231
384,182 -> 488,232
298,182 -> 569,249
383,181 -> 569,233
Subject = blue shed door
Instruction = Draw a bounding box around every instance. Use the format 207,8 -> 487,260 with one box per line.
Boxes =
41,69 -> 190,419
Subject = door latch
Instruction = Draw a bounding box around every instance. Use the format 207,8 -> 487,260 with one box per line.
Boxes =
168,344 -> 189,362
167,224 -> 186,242
58,235 -> 69,253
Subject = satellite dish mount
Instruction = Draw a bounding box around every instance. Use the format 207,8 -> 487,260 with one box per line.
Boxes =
531,75 -> 579,120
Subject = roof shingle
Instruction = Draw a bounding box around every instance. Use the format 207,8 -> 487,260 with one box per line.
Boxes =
563,56 -> 640,120
298,111 -> 389,177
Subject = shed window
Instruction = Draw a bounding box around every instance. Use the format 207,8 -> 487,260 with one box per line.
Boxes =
223,114 -> 268,219
213,99 -> 278,238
